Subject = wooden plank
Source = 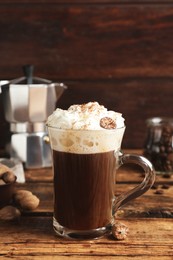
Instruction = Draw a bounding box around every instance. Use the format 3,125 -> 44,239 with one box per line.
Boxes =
2,256 -> 172,260
0,5 -> 173,80
0,218 -> 172,257
0,0 -> 172,5
25,168 -> 53,182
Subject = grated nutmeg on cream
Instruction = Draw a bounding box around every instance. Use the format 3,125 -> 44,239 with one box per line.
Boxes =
46,102 -> 125,130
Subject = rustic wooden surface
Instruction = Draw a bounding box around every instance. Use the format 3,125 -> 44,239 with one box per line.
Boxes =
0,149 -> 173,259
0,1 -> 173,149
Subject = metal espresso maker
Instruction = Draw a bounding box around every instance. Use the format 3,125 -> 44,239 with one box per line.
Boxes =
1,65 -> 67,169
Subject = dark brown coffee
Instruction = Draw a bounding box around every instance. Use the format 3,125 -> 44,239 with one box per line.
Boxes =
53,150 -> 116,230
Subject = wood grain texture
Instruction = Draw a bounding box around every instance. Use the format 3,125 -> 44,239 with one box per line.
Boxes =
0,2 -> 173,149
2,1 -> 173,3
0,218 -> 172,258
0,5 -> 173,79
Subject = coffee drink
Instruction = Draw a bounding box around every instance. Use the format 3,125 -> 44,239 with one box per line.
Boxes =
47,102 -> 155,239
47,102 -> 125,234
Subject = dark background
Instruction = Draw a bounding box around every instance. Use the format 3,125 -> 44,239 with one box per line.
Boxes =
0,0 -> 173,149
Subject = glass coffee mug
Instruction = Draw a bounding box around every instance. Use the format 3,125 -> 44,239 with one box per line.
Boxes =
47,126 -> 155,239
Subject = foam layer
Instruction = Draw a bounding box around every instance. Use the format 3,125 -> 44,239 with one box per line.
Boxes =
48,128 -> 125,154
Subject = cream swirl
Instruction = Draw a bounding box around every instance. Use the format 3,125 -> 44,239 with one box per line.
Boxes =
47,102 -> 124,130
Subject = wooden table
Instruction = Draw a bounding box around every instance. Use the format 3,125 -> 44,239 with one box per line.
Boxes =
0,150 -> 173,259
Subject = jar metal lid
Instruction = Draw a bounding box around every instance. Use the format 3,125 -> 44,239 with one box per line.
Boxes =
146,117 -> 173,127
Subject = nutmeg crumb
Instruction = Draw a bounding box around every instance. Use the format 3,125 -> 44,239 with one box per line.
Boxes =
154,189 -> 164,195
112,222 -> 129,240
2,171 -> 16,184
0,206 -> 21,221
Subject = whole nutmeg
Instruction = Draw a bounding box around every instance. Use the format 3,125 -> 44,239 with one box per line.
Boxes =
0,167 -> 16,208
19,194 -> 40,211
0,163 -> 12,178
0,206 -> 21,221
0,163 -> 16,184
13,190 -> 40,211
2,171 -> 16,184
100,117 -> 116,129
14,190 -> 32,201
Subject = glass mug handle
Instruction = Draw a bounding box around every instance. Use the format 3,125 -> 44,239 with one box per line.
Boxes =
113,153 -> 155,213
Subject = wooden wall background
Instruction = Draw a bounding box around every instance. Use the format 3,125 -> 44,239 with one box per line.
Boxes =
0,1 -> 173,150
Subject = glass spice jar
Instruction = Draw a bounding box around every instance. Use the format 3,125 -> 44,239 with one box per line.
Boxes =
144,117 -> 173,174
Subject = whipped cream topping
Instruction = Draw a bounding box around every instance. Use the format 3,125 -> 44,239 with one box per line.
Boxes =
47,102 -> 125,130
